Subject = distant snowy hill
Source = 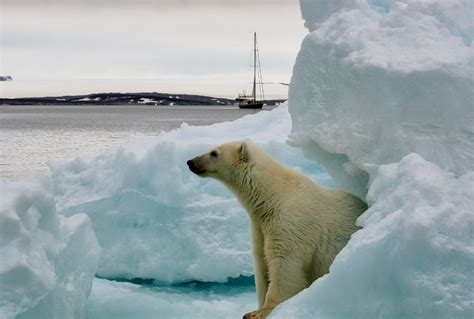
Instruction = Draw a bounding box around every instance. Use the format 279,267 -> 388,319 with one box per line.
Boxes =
1,92 -> 233,106
0,92 -> 285,106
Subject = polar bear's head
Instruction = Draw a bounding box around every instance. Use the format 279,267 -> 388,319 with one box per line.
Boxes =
187,141 -> 251,182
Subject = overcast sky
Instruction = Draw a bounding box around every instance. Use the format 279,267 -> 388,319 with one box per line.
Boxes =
2,0 -> 296,4
0,0 -> 306,98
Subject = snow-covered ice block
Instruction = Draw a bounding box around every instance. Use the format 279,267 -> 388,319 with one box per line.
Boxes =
50,104 -> 331,284
0,178 -> 99,319
275,0 -> 474,317
290,0 -> 474,197
272,154 -> 474,318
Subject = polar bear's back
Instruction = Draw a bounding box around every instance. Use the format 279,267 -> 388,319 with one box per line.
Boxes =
269,167 -> 367,280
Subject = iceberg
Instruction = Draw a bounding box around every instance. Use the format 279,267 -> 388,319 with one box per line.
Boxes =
0,178 -> 99,319
271,0 -> 474,317
291,0 -> 473,197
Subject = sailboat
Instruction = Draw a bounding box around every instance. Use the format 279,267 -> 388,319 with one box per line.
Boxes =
236,32 -> 265,109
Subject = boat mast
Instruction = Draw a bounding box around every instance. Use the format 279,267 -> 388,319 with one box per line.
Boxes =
252,32 -> 257,103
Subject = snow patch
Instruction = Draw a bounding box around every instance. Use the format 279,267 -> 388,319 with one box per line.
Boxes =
138,98 -> 157,104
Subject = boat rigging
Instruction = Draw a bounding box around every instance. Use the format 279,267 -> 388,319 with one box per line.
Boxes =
236,32 -> 265,109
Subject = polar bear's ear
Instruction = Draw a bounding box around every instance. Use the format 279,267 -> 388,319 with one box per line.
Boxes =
239,142 -> 250,163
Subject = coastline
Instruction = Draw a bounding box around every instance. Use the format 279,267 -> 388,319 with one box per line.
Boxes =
0,92 -> 286,106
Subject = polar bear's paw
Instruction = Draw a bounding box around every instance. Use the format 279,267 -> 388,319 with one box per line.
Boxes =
243,308 -> 273,319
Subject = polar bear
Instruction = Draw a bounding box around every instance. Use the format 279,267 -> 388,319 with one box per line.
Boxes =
187,141 -> 367,319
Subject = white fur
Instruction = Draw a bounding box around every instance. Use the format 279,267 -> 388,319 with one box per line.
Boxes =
188,141 -> 367,318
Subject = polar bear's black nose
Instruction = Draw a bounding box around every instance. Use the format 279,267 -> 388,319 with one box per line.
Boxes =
187,159 -> 198,173
187,159 -> 194,169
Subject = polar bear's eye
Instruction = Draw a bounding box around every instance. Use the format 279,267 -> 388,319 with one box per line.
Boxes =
210,150 -> 218,157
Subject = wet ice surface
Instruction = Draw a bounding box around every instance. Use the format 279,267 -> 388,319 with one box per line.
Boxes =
0,105 -> 261,180
88,277 -> 256,319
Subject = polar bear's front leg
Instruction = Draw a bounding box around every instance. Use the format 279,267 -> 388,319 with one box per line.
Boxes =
243,257 -> 308,319
250,222 -> 268,307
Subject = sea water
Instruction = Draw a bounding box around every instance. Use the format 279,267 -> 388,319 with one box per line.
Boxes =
0,105 -> 261,180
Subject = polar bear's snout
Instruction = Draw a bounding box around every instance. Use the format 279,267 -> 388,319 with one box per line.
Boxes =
187,157 -> 206,175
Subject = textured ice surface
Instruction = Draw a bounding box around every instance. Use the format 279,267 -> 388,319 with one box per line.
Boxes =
291,0 -> 474,197
0,178 -> 99,319
273,154 -> 474,318
50,104 -> 331,284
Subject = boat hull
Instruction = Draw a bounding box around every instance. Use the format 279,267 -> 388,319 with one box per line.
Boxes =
238,102 -> 264,109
